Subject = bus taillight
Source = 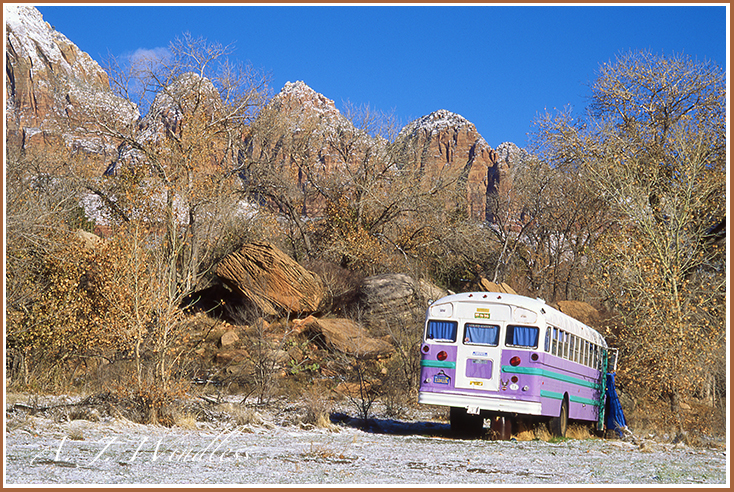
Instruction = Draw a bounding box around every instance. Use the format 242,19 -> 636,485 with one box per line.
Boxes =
437,351 -> 448,361
510,356 -> 521,366
421,345 -> 430,354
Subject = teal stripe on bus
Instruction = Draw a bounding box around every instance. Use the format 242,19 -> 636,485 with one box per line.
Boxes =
502,365 -> 601,390
570,395 -> 601,406
540,389 -> 564,400
540,390 -> 600,407
421,360 -> 457,369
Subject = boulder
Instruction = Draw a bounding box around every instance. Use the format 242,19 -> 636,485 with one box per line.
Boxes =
356,273 -> 447,331
418,279 -> 449,304
552,300 -> 601,327
74,229 -> 103,249
215,242 -> 327,317
476,277 -> 517,295
218,330 -> 240,348
298,317 -> 394,359
213,349 -> 249,365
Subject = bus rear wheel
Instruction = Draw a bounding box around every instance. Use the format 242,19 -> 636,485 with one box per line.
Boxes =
450,407 -> 484,438
549,398 -> 568,438
491,416 -> 512,440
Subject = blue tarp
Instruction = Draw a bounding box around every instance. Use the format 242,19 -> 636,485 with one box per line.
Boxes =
605,372 -> 627,437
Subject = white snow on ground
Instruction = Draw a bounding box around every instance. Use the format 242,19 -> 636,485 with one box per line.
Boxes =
4,395 -> 728,486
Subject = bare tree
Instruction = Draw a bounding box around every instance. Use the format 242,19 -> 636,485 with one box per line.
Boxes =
532,50 -> 726,414
57,34 -> 272,396
239,97 -> 464,277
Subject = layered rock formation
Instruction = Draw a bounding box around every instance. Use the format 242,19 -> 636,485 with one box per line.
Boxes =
215,242 -> 328,317
394,109 -> 503,221
5,5 -> 137,159
241,80 -> 378,216
355,273 -> 447,332
243,82 -> 514,223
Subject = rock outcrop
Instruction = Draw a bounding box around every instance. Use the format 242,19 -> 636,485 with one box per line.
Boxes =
5,5 -> 137,159
242,83 -> 517,224
215,242 -> 328,317
355,273 -> 447,332
475,277 -> 518,295
393,109 -> 502,221
241,80 -> 378,216
106,72 -> 227,175
551,300 -> 601,327
294,316 -> 394,359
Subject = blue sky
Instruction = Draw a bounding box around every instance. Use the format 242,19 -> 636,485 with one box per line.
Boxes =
36,4 -> 727,148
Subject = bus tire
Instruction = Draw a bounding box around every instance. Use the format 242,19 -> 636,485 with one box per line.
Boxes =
549,397 -> 568,438
492,416 -> 512,440
450,407 -> 483,438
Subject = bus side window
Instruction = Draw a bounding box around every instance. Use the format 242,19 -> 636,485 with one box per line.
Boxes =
586,342 -> 592,366
569,335 -> 576,362
544,327 -> 551,352
552,327 -> 558,356
426,320 -> 458,342
505,325 -> 540,348
557,330 -> 563,358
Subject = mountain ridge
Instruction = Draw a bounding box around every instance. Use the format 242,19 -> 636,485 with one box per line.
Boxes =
5,6 -> 526,222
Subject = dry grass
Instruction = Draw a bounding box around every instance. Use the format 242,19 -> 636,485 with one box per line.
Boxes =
513,422 -> 593,442
300,440 -> 355,462
217,402 -> 267,427
300,387 -> 335,429
566,423 -> 594,440
302,442 -> 342,459
67,422 -> 86,441
174,411 -> 200,430
514,422 -> 552,441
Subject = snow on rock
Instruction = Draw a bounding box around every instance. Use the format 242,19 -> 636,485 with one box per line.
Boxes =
5,5 -> 138,156
495,141 -> 531,169
392,109 -> 501,221
398,109 -> 487,148
278,80 -> 340,116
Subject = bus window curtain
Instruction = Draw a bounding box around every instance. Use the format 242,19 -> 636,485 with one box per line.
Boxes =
465,324 -> 499,345
427,320 -> 457,341
508,325 -> 539,347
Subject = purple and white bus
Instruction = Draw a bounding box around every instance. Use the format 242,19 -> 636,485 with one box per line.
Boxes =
418,292 -> 616,439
